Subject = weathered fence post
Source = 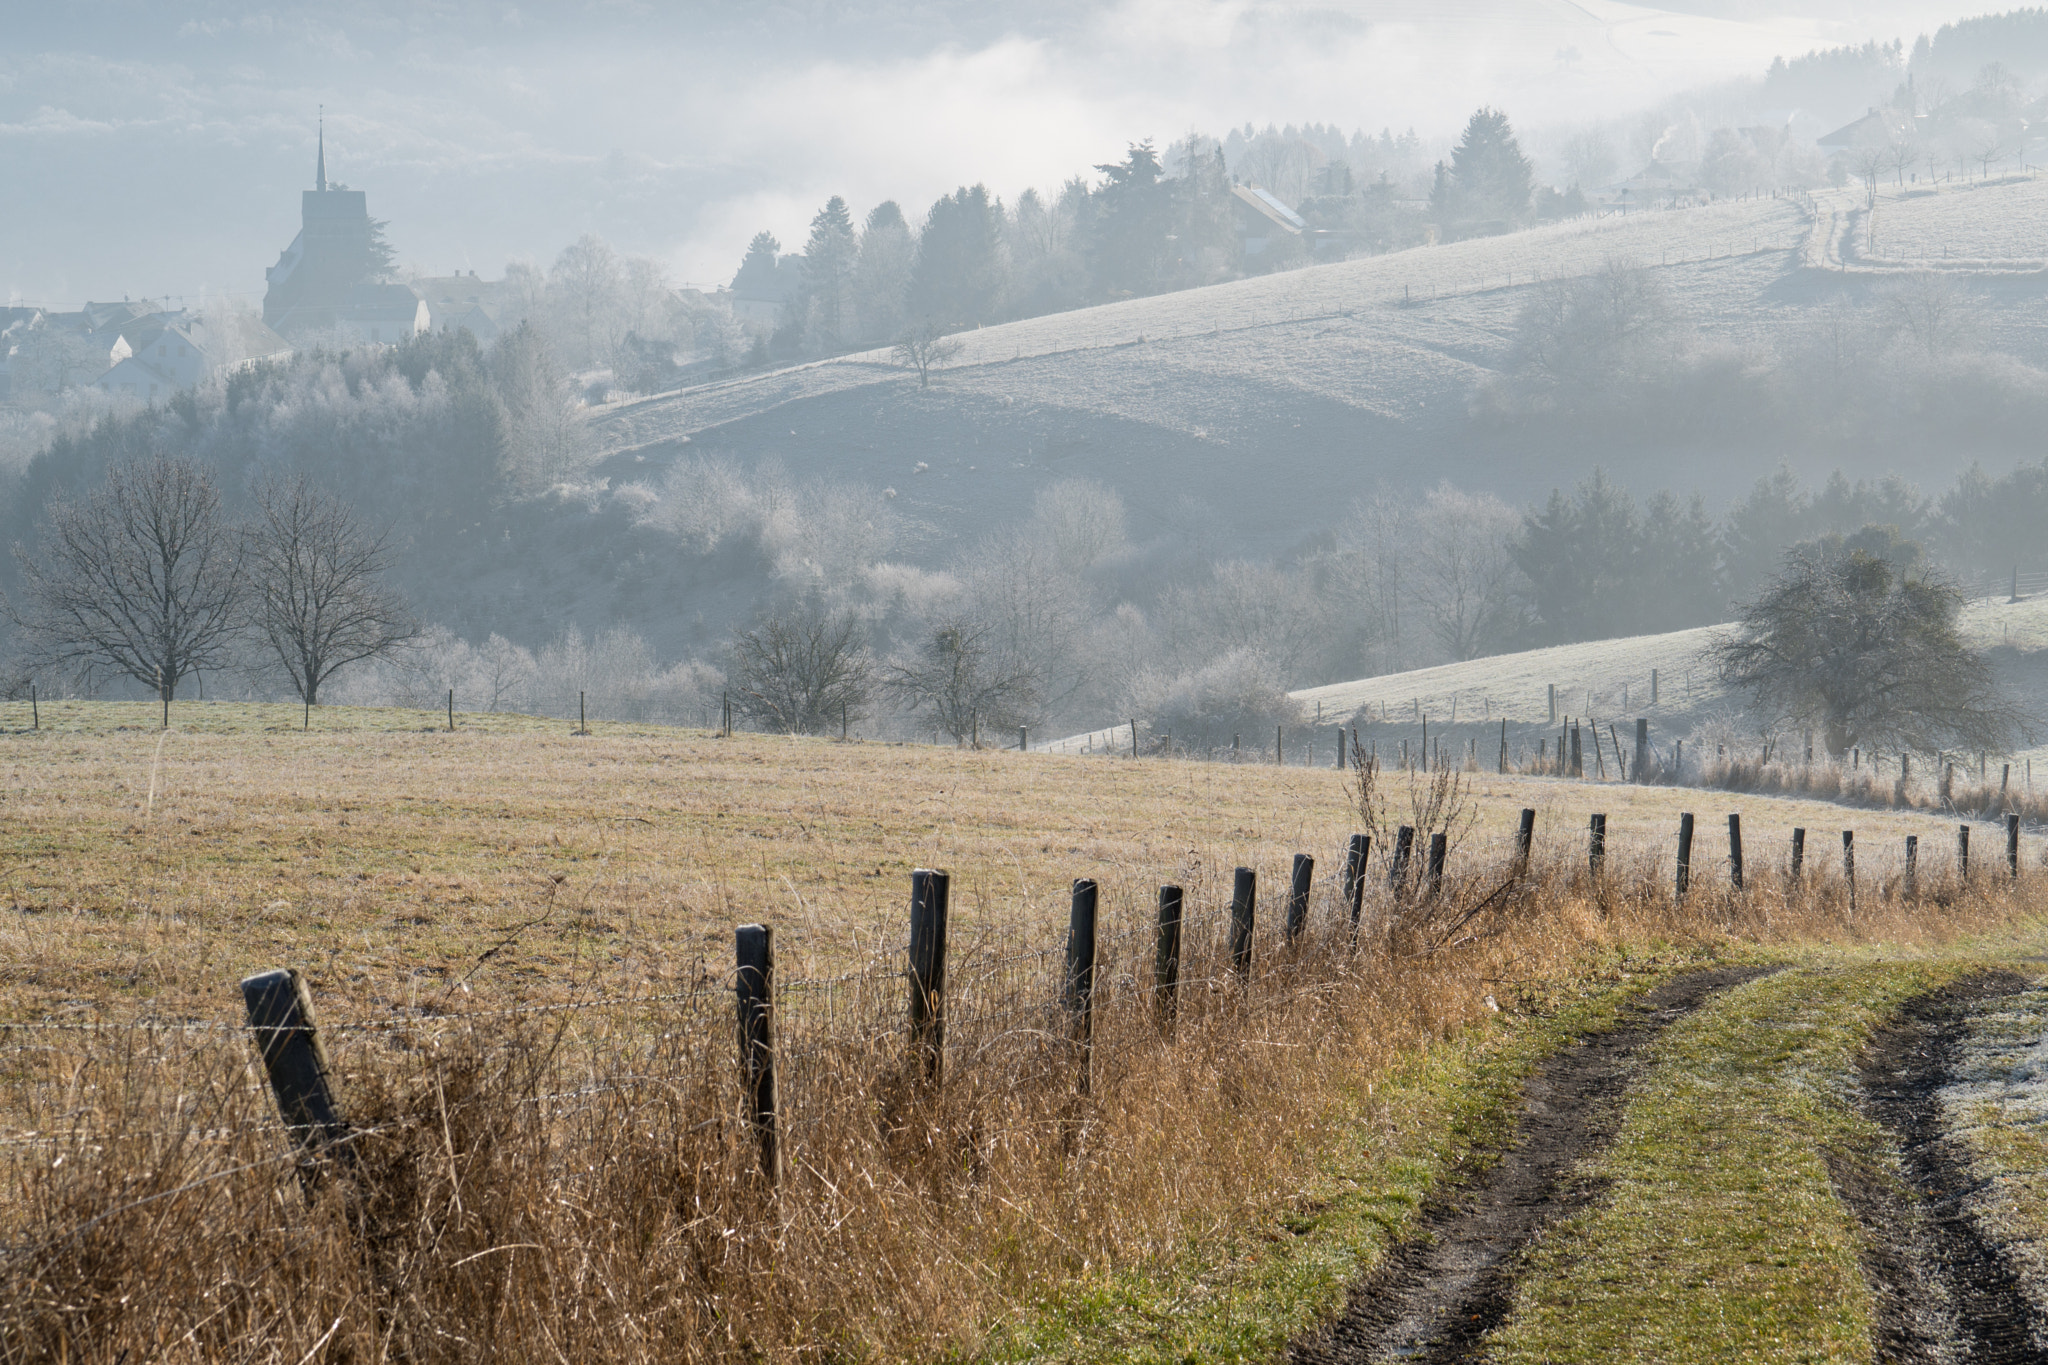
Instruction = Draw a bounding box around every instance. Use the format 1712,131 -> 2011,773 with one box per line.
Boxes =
1728,813 -> 1744,891
1285,854 -> 1314,943
907,869 -> 950,1083
579,691 -> 588,735
1427,832 -> 1447,900
1341,834 -> 1370,938
2009,812 -> 2022,879
240,969 -> 352,1175
1676,813 -> 1696,900
1547,682 -> 1556,724
735,924 -> 780,1185
1130,719 -> 1138,758
1019,725 -> 1027,751
1515,807 -> 1536,877
1276,724 -> 1284,766
1229,867 -> 1257,978
1590,813 -> 1607,876
447,688 -> 455,733
1154,885 -> 1183,1022
1650,668 -> 1659,706
1499,718 -> 1508,774
1843,831 -> 1857,919
1960,823 -> 1971,880
29,683 -> 36,730
1791,827 -> 1806,882
1389,825 -> 1416,894
1905,836 -> 1919,901
1570,722 -> 1584,778
1065,879 -> 1099,1094
1635,719 -> 1649,783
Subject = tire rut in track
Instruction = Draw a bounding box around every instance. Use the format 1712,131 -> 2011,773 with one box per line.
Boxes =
1846,970 -> 2048,1365
1292,964 -> 1774,1365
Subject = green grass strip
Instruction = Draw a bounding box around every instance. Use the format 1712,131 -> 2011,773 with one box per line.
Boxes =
980,946 -> 1727,1365
1484,959 -> 1986,1364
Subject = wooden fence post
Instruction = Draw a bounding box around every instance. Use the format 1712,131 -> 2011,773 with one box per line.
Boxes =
1905,836 -> 1918,901
1285,854 -> 1314,943
1650,668 -> 1658,706
1589,813 -> 1607,875
1019,725 -> 1028,751
1499,718 -> 1508,774
1389,825 -> 1416,894
735,924 -> 780,1185
1959,823 -> 1971,880
2009,813 -> 2022,879
1512,807 -> 1536,879
1571,723 -> 1583,778
1635,719 -> 1649,783
1065,880 -> 1098,1094
1843,831 -> 1857,919
907,869 -> 950,1083
1728,813 -> 1744,891
1427,832 -> 1447,900
1791,827 -> 1806,882
240,969 -> 352,1175
447,688 -> 455,733
1276,724 -> 1283,766
1154,885 -> 1183,1022
1130,719 -> 1137,758
1548,682 -> 1556,724
1676,813 -> 1695,900
31,683 -> 38,730
1229,868 -> 1257,978
1341,834 -> 1370,939
1336,727 -> 1346,770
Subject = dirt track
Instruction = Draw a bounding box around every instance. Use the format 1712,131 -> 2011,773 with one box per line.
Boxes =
1292,965 -> 1773,1364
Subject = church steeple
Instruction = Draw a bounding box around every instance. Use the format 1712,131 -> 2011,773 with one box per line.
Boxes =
316,107 -> 326,193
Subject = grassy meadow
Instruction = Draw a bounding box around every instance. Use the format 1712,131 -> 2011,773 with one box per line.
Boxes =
5,700 -> 2048,1363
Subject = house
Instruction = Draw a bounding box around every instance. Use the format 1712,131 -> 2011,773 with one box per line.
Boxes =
92,311 -> 293,401
410,271 -> 513,343
1230,185 -> 1306,258
1818,109 -> 1898,152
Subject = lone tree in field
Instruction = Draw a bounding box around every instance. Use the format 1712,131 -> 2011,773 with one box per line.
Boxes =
8,455 -> 244,713
891,322 -> 965,388
728,594 -> 875,734
887,617 -> 1039,744
1711,528 -> 2019,758
246,474 -> 417,706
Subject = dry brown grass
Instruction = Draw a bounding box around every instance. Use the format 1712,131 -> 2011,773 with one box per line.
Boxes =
2,707 -> 2045,1362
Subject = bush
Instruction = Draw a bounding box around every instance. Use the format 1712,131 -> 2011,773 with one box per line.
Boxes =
1135,649 -> 1302,755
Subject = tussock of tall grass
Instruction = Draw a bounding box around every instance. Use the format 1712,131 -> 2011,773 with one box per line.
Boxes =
2,837 -> 2039,1362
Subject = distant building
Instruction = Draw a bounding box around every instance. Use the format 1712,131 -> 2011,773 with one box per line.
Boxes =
263,118 -> 431,342
92,310 -> 292,400
1230,185 -> 1307,259
410,271 -> 512,343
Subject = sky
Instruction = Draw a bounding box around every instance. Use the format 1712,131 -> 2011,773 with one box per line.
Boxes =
0,1 -> 1983,309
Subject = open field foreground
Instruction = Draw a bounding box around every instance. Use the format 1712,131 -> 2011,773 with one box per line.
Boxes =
7,705 -> 2048,1361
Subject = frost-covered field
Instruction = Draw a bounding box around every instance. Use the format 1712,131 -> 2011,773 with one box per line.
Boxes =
1860,174 -> 2048,267
1047,593 -> 2048,766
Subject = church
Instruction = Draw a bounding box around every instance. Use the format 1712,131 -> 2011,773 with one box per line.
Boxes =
263,121 -> 430,344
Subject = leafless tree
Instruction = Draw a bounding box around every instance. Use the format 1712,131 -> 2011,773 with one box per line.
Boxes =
7,455 -> 244,708
887,617 -> 1038,743
891,323 -> 965,388
246,474 -> 417,705
1851,146 -> 1887,209
727,594 -> 875,734
1884,272 -> 1974,362
1410,484 -> 1527,660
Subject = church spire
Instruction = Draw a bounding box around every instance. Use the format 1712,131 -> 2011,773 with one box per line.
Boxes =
316,106 -> 326,193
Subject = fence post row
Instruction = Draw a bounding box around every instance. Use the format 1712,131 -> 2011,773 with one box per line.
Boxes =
1341,834 -> 1370,937
1728,813 -> 1744,892
1427,832 -> 1448,901
1284,854 -> 1314,943
1675,813 -> 1696,900
907,869 -> 950,1084
1154,884 -> 1183,1022
1065,879 -> 1098,1094
1589,813 -> 1607,875
735,924 -> 781,1185
240,969 -> 353,1180
1229,867 -> 1257,978
1389,825 -> 1416,893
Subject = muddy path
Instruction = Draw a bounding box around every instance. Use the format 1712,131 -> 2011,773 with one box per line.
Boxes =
1292,965 -> 1774,1365
1846,971 -> 2048,1365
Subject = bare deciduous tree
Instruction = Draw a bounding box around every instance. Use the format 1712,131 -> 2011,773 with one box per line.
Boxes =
246,474 -> 417,705
891,323 -> 965,388
1411,484 -> 1527,661
887,617 -> 1038,743
7,455 -> 243,708
728,594 -> 875,734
